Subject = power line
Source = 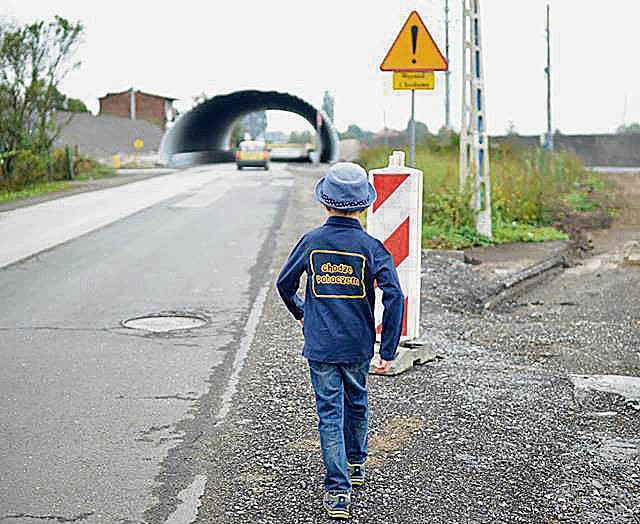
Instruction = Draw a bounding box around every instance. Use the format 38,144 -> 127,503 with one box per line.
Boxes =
545,4 -> 553,151
445,0 -> 451,130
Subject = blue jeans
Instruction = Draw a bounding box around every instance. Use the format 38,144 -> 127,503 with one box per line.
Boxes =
308,359 -> 369,493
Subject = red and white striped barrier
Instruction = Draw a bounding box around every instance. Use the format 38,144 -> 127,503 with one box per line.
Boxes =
367,151 -> 423,342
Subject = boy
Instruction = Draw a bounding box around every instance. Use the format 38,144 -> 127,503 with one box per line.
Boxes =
276,162 -> 404,519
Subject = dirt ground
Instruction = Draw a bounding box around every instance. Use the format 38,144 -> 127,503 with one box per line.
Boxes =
588,174 -> 640,254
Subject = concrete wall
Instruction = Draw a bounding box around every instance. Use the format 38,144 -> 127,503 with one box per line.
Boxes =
492,134 -> 640,167
54,111 -> 164,160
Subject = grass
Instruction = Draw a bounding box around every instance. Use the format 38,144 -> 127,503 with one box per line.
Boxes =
359,141 -> 604,249
561,175 -> 606,212
0,181 -> 72,203
0,148 -> 118,204
74,158 -> 118,181
0,159 -> 117,204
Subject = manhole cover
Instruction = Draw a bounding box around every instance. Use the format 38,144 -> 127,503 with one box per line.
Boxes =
122,314 -> 207,332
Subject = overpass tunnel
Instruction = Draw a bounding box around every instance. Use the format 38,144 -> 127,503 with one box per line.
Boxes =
160,90 -> 340,167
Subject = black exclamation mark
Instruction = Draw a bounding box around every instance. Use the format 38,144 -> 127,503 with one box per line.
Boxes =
411,25 -> 418,64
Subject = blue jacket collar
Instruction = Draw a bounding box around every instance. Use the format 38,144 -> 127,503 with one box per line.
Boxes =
325,216 -> 363,229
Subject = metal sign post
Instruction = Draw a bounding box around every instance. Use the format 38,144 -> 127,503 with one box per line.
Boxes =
380,11 -> 448,168
409,89 -> 415,166
133,137 -> 144,167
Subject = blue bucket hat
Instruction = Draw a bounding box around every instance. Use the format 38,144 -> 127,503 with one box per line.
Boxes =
314,162 -> 377,211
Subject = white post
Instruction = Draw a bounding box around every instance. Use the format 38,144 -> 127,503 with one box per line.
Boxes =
130,88 -> 136,121
460,0 -> 492,239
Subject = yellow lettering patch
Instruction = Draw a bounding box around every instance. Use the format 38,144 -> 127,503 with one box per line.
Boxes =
315,274 -> 361,286
310,250 -> 366,299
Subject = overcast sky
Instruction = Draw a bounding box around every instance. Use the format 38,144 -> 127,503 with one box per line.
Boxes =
3,0 -> 638,136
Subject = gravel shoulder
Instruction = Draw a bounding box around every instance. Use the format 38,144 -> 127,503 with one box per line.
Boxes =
196,169 -> 639,523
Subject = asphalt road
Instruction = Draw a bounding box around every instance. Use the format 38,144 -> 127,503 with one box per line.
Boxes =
0,163 -> 293,523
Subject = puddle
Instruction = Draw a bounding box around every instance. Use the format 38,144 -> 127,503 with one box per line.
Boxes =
164,474 -> 207,524
565,256 -> 620,276
588,411 -> 618,417
570,374 -> 640,410
599,438 -> 640,460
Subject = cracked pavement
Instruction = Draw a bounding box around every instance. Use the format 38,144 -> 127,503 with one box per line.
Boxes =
0,164 -> 292,523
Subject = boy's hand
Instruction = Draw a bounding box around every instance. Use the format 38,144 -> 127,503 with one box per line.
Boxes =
374,358 -> 392,374
298,318 -> 304,328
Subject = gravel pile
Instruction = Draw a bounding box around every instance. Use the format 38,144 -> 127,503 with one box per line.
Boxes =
197,171 -> 639,523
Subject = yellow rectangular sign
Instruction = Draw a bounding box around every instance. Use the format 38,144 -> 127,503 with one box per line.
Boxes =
393,72 -> 435,90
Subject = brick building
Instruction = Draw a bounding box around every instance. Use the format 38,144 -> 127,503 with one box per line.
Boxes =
99,89 -> 177,129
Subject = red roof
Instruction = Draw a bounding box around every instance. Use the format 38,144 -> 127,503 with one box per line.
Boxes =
99,88 -> 177,102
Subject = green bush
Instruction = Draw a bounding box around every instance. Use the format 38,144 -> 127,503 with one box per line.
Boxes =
360,143 -> 596,249
0,147 -> 116,195
74,156 -> 115,179
50,148 -> 70,180
4,150 -> 49,190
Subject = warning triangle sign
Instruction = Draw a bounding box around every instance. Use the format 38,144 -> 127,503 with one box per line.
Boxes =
380,11 -> 448,72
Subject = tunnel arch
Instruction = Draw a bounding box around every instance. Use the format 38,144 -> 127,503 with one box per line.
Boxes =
160,90 -> 340,166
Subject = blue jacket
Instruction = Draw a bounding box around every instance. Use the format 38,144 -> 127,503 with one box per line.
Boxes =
276,216 -> 404,363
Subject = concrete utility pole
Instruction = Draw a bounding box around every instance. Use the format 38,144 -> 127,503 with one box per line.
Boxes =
129,88 -> 136,120
545,4 -> 553,151
445,0 -> 451,129
460,0 -> 492,239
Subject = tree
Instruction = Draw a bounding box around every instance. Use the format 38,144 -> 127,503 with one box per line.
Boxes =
51,85 -> 89,112
64,97 -> 89,113
192,91 -> 208,108
405,120 -> 429,141
289,130 -> 313,144
322,90 -> 334,123
240,111 -> 267,140
0,16 -> 84,178
230,123 -> 244,147
616,122 -> 640,134
340,124 -> 373,141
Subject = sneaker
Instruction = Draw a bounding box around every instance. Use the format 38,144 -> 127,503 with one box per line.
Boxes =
348,463 -> 365,487
323,491 -> 351,519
